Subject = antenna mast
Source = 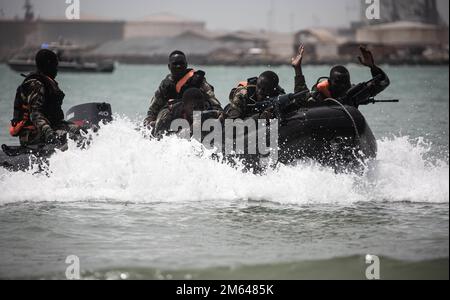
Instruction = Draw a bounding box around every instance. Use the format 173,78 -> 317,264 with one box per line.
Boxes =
24,0 -> 34,21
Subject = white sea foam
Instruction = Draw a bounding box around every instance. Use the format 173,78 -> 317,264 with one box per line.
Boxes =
0,117 -> 448,205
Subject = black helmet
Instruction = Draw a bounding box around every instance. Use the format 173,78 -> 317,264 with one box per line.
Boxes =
329,65 -> 351,97
256,71 -> 280,99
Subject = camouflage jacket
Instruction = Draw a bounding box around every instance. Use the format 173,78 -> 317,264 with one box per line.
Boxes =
226,73 -> 312,119
294,74 -> 309,95
226,84 -> 287,120
153,103 -> 186,135
15,74 -> 66,144
145,70 -> 223,123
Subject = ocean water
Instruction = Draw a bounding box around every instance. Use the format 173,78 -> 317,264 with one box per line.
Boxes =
0,64 -> 448,280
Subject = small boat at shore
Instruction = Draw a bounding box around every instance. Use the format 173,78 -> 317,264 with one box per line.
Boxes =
7,42 -> 115,74
8,59 -> 115,73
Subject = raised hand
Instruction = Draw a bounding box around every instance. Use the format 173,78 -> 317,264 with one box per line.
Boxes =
358,45 -> 376,68
291,44 -> 305,69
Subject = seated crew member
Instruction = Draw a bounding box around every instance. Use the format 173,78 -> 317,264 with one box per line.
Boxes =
144,51 -> 223,128
153,88 -> 206,136
226,46 -> 311,120
9,49 -> 83,146
310,46 -> 390,105
225,71 -> 286,120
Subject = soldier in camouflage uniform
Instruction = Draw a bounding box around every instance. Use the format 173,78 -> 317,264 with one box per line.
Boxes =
225,71 -> 286,120
153,88 -> 210,136
226,45 -> 309,120
10,49 -> 82,146
308,46 -> 390,105
144,51 -> 223,128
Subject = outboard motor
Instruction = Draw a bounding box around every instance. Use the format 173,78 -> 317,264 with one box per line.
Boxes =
66,102 -> 113,127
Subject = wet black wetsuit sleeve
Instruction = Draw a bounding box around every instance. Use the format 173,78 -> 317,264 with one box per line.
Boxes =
293,67 -> 312,107
294,74 -> 308,94
368,66 -> 391,97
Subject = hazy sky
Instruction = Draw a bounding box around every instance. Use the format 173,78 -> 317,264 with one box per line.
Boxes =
0,0 -> 449,32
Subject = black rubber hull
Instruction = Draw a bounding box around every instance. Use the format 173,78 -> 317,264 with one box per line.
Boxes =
0,154 -> 46,172
278,105 -> 377,164
221,105 -> 377,170
0,145 -> 54,172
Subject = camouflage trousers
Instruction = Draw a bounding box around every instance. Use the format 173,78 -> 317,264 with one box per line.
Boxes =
20,121 -> 83,146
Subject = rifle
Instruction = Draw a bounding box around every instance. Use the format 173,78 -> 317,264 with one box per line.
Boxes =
200,110 -> 222,120
362,99 -> 399,105
338,74 -> 399,106
251,90 -> 310,118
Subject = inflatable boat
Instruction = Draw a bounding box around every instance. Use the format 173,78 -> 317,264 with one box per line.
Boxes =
1,96 -> 390,172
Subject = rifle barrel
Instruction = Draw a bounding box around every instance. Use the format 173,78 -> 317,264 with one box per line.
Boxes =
291,90 -> 310,100
373,99 -> 399,103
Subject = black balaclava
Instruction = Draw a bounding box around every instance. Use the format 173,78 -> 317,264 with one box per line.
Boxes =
35,49 -> 59,79
256,71 -> 280,101
329,65 -> 351,98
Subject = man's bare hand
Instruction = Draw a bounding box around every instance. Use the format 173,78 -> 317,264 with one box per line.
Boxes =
358,45 -> 376,68
291,44 -> 305,69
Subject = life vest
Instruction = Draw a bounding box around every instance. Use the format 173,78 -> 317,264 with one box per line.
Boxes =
9,106 -> 34,137
316,80 -> 332,99
175,70 -> 195,94
9,73 -> 65,137
10,75 -> 38,137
